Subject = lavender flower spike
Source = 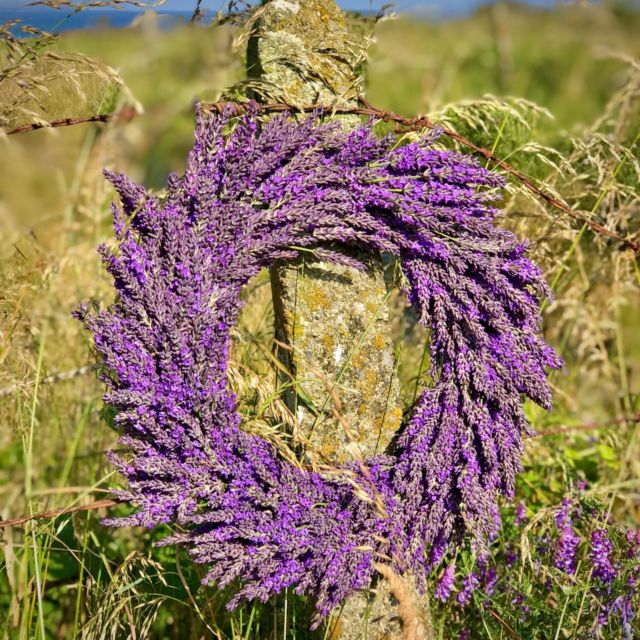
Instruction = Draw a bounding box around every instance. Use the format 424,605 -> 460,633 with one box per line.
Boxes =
78,104 -> 561,625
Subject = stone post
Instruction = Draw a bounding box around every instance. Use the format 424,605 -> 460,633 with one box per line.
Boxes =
247,2 -> 432,638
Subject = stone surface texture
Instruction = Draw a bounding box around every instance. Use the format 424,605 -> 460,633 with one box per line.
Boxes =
271,256 -> 403,465
246,2 -> 434,639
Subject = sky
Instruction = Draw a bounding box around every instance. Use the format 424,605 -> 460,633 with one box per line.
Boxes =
0,0 -> 563,12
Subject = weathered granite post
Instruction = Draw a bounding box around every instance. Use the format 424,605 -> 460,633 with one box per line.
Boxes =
247,2 -> 432,638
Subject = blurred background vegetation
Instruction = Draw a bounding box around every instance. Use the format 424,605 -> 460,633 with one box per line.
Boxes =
1,1 -> 639,638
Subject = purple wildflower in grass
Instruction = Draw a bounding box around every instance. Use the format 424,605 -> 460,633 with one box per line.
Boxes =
78,104 -> 561,624
435,560 -> 456,601
553,498 -> 580,575
597,602 -> 610,627
479,561 -> 498,596
537,531 -> 551,560
592,529 -> 617,583
457,572 -> 480,606
611,595 -> 635,635
515,501 -> 527,527
624,530 -> 640,558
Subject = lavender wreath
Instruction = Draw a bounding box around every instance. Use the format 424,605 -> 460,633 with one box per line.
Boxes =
77,104 -> 562,624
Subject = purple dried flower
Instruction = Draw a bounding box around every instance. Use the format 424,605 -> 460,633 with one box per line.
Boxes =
592,529 -> 617,583
553,499 -> 580,575
78,105 -> 560,623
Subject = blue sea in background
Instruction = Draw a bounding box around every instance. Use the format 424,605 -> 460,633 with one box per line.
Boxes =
0,1 -> 562,35
0,8 -> 199,33
0,0 -> 627,34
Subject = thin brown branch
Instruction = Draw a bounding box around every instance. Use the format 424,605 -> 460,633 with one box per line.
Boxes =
7,114 -> 111,134
0,498 -> 118,529
5,105 -> 139,135
203,99 -> 640,253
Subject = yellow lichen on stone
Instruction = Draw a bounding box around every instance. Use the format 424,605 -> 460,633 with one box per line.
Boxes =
292,313 -> 304,339
301,281 -> 331,312
364,368 -> 378,388
320,440 -> 338,459
374,334 -> 386,349
322,333 -> 335,353
389,406 -> 403,431
351,353 -> 365,369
